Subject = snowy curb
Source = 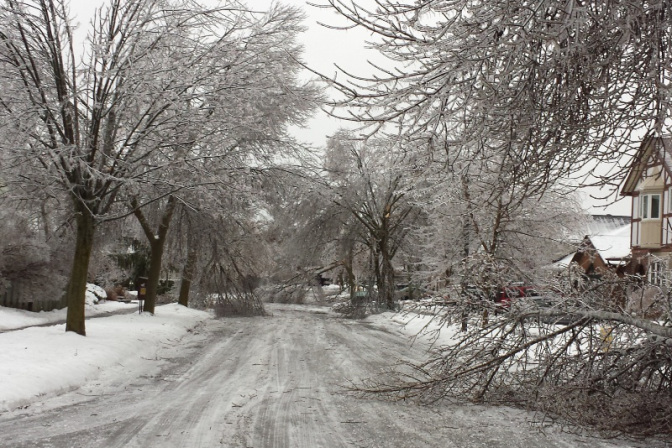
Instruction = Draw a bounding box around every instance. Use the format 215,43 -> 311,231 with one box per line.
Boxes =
366,310 -> 460,347
0,304 -> 210,412
0,299 -> 139,332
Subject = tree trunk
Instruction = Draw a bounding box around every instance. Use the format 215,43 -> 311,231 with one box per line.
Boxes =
178,242 -> 198,307
383,260 -> 396,310
379,242 -> 396,310
461,208 -> 471,333
371,243 -> 382,303
143,239 -> 165,314
40,200 -> 51,240
343,245 -> 357,303
65,201 -> 96,336
132,196 -> 178,315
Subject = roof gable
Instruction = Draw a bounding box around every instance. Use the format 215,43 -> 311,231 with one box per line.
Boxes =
621,135 -> 672,196
554,224 -> 631,269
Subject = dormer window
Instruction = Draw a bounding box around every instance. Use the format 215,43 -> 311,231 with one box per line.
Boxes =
641,193 -> 661,219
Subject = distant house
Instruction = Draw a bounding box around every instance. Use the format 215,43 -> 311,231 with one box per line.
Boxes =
620,135 -> 672,285
555,224 -> 631,277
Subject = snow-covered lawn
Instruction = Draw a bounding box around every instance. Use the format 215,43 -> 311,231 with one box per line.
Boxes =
0,303 -> 210,412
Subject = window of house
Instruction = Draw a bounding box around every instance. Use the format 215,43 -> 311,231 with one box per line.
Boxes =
648,260 -> 667,286
641,193 -> 661,219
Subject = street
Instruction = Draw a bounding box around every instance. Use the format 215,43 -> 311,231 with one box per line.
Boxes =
0,304 -> 655,448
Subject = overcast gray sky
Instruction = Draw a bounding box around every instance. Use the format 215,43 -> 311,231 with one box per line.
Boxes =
66,0 -> 378,147
65,0 -> 630,216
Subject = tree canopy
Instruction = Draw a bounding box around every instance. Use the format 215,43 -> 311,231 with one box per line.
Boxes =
0,0 -> 319,334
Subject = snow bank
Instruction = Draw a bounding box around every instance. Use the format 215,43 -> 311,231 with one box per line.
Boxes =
0,306 -> 68,331
0,304 -> 210,411
85,283 -> 107,305
0,300 -> 134,332
366,309 -> 461,348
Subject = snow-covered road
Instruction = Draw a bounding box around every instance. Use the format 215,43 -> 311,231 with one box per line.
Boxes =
0,304 -> 658,447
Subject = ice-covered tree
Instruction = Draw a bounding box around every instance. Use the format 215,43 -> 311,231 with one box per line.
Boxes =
322,132 -> 418,309
317,0 -> 672,185
0,0 -> 318,333
123,2 -> 318,314
409,145 -> 586,287
316,0 -> 672,434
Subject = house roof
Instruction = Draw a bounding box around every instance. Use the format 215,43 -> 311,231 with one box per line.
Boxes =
621,135 -> 672,196
588,225 -> 631,262
553,252 -> 575,269
554,224 -> 631,269
586,215 -> 630,236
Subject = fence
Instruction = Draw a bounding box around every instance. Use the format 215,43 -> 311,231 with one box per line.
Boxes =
0,280 -> 66,312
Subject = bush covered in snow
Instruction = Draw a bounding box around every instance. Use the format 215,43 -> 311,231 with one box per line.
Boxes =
85,284 -> 107,305
0,211 -> 68,309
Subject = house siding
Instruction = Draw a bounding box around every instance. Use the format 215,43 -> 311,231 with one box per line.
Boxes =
641,220 -> 662,247
632,195 -> 641,247
621,136 -> 672,277
634,161 -> 666,249
665,216 -> 672,246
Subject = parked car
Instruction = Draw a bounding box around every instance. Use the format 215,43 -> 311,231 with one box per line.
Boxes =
494,284 -> 538,309
491,284 -> 584,325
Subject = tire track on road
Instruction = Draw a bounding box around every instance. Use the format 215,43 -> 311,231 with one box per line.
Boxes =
1,305 -> 656,448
